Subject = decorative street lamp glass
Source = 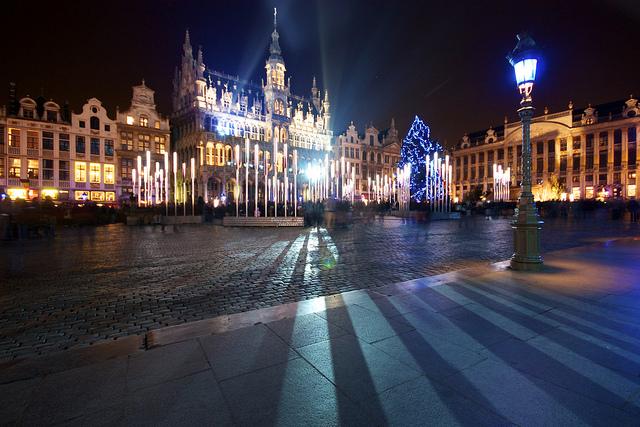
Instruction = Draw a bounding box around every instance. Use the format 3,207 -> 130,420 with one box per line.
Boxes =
507,31 -> 540,100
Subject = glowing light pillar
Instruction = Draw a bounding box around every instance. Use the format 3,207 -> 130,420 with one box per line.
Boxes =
273,133 -> 278,217
173,152 -> 178,216
293,149 -> 298,217
284,144 -> 288,217
340,156 -> 345,200
132,168 -> 137,207
182,162 -> 186,216
254,144 -> 259,216
155,161 -> 160,205
235,144 -> 240,217
264,147 -> 268,217
191,157 -> 195,216
448,163 -> 453,212
245,138 -> 249,217
146,151 -> 151,205
137,155 -> 142,207
164,152 -> 169,216
445,155 -> 450,212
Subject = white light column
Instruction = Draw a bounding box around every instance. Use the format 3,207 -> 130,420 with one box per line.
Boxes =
254,144 -> 259,216
173,152 -> 178,216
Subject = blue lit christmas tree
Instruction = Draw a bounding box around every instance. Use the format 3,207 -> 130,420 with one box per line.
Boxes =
399,115 -> 442,201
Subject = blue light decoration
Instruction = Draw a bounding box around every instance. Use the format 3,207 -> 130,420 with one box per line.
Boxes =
399,115 -> 442,200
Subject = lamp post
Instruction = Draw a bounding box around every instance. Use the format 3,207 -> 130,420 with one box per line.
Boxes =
507,32 -> 543,271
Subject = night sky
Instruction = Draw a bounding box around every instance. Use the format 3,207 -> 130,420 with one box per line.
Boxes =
3,0 -> 640,149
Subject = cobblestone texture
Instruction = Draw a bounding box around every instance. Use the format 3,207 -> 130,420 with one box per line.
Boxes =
1,215 -> 638,361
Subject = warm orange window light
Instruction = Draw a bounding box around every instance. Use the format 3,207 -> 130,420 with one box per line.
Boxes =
7,188 -> 27,200
75,163 -> 86,182
89,163 -> 101,183
104,164 -> 114,184
41,189 -> 58,199
9,128 -> 21,147
91,191 -> 105,201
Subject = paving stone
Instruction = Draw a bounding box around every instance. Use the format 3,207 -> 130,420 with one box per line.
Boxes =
199,323 -> 298,381
19,357 -> 128,425
297,333 -> 422,403
441,358 -> 635,426
219,356 -> 374,426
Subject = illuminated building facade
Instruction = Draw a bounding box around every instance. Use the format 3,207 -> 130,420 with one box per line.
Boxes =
451,97 -> 640,201
0,85 -> 119,204
115,81 -> 170,202
171,11 -> 332,204
333,119 -> 402,201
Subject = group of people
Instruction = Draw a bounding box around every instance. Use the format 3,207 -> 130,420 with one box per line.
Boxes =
0,196 -> 57,240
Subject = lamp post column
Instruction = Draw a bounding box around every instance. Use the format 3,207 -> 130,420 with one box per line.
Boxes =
510,80 -> 543,270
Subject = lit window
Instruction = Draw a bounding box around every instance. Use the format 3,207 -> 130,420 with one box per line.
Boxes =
9,128 -> 20,147
104,164 -> 114,184
75,162 -> 86,182
127,116 -> 134,125
140,116 -> 149,127
121,131 -> 133,150
154,121 -> 160,129
9,157 -> 21,178
138,134 -> 150,151
28,159 -> 39,178
206,143 -> 214,165
154,136 -> 165,154
89,163 -> 101,183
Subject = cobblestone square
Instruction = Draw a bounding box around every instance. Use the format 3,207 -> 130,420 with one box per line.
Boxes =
1,216 -> 638,361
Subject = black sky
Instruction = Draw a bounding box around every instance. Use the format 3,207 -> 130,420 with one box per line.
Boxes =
2,0 -> 640,149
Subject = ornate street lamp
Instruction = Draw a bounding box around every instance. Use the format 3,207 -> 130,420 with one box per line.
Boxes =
507,32 -> 543,271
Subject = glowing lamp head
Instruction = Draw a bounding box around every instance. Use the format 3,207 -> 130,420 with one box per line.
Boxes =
507,32 -> 540,100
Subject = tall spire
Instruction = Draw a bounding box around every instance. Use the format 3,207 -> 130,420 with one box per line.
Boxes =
183,29 -> 193,59
269,7 -> 283,60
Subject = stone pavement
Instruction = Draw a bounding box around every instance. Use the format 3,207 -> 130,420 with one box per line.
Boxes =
1,236 -> 639,426
1,217 -> 637,362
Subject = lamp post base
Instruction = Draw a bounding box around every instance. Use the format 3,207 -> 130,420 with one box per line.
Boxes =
510,218 -> 543,271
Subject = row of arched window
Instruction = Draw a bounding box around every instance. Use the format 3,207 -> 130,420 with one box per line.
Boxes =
205,142 -> 297,173
202,117 -> 290,144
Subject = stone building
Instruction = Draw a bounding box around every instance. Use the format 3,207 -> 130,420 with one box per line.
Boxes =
451,97 -> 639,202
171,10 -> 332,205
115,81 -> 170,202
333,119 -> 402,201
0,83 -> 120,204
